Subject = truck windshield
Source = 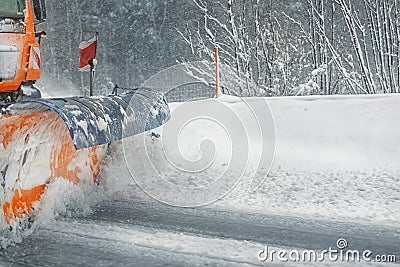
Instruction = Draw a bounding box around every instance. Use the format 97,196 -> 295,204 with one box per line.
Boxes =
0,0 -> 26,19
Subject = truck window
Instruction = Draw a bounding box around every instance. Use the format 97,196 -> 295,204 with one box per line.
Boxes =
0,0 -> 26,18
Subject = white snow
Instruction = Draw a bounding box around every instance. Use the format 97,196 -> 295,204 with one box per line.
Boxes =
70,110 -> 83,116
268,94 -> 400,171
21,85 -> 37,97
77,120 -> 88,137
105,93 -> 400,226
311,64 -> 327,77
150,107 -> 159,117
97,117 -> 108,132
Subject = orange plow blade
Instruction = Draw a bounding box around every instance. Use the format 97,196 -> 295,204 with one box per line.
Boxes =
0,89 -> 170,226
0,111 -> 107,224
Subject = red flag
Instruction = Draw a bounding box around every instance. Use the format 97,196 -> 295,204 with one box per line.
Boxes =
79,35 -> 97,72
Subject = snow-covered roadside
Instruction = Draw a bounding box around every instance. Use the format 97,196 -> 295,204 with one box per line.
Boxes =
105,93 -> 400,226
215,94 -> 400,225
268,94 -> 400,171
215,168 -> 400,225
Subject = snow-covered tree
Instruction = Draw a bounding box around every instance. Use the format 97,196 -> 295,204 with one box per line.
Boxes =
41,0 -> 400,96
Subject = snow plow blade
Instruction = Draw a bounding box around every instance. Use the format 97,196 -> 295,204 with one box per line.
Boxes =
3,88 -> 171,150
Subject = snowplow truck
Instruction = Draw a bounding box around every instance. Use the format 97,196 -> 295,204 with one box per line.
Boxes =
0,0 -> 170,226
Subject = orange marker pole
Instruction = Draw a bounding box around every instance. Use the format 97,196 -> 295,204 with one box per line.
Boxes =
214,47 -> 220,97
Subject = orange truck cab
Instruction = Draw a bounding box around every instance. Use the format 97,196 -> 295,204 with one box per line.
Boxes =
0,0 -> 46,105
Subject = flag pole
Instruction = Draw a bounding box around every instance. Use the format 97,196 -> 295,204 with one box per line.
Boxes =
89,65 -> 94,97
89,32 -> 99,97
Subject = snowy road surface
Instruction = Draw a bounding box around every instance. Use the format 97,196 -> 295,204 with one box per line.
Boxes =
0,196 -> 399,266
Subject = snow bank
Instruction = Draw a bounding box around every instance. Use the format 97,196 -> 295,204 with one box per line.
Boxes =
105,93 -> 400,225
269,94 -> 400,171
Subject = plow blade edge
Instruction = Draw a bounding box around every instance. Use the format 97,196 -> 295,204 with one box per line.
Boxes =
3,88 -> 171,150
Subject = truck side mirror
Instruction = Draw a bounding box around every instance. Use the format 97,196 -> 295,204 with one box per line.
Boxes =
32,0 -> 46,23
